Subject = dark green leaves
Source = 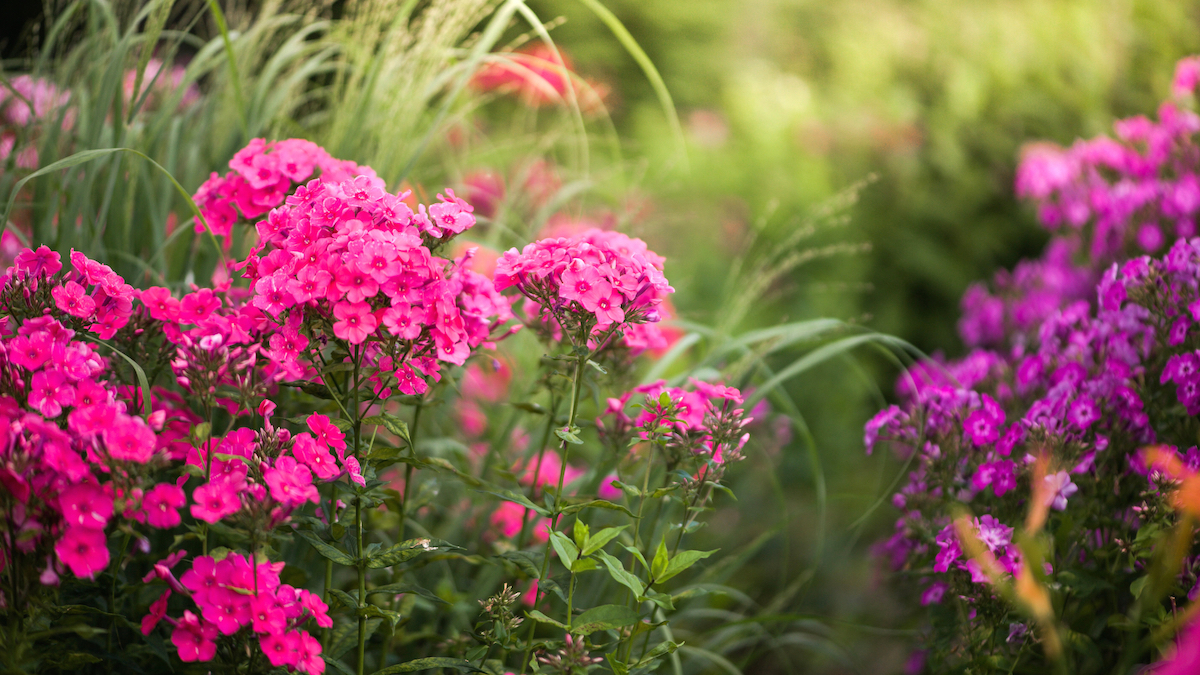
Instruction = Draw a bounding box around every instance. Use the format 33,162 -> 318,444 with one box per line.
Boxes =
295,530 -> 355,566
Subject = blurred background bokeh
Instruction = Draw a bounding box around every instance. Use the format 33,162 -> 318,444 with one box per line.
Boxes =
4,0 -> 1200,671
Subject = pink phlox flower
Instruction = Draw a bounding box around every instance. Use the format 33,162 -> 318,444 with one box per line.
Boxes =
140,286 -> 181,321
143,482 -> 187,529
307,414 -> 347,457
141,589 -> 172,635
382,302 -> 425,340
264,455 -> 319,507
55,526 -> 110,579
343,455 -> 366,487
52,281 -> 96,318
292,433 -> 340,481
300,589 -> 333,628
179,289 -> 222,324
59,482 -> 113,530
332,300 -> 378,344
14,245 -> 63,278
1043,471 -> 1078,511
27,369 -> 75,418
172,610 -> 219,662
251,592 -> 289,635
103,415 -> 157,463
190,478 -> 244,523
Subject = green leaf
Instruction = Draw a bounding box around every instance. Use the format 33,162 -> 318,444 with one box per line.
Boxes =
296,530 -> 355,566
561,499 -> 636,518
365,538 -> 449,569
324,655 -> 355,675
549,531 -> 580,564
330,618 -> 379,659
633,641 -> 681,669
190,423 -> 211,444
511,401 -> 547,415
571,604 -> 638,636
371,657 -> 482,674
573,519 -> 590,549
607,653 -> 630,675
555,427 -> 583,445
329,588 -> 357,609
571,558 -> 598,573
651,539 -> 669,582
657,549 -> 717,584
586,359 -> 608,374
358,604 -> 403,630
362,582 -> 448,605
498,550 -> 543,579
527,610 -> 568,630
622,545 -> 649,571
594,550 -> 644,597
640,589 -> 675,611
364,413 -> 412,447
582,526 -> 629,557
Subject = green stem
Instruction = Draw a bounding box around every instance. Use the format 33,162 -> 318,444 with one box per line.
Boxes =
398,401 -> 422,542
521,352 -> 587,670
351,346 -> 368,675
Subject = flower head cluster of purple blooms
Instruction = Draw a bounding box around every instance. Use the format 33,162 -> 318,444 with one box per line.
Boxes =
866,56 -> 1200,669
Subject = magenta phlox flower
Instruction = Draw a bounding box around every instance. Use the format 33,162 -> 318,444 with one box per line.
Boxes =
58,482 -> 112,529
172,610 -> 219,662
142,482 -> 186,528
264,455 -> 319,507
190,478 -> 244,523
54,526 -> 109,578
141,589 -> 172,636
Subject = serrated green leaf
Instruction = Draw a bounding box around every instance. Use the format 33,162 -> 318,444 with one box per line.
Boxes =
296,529 -> 355,566
571,604 -> 638,635
640,589 -> 675,611
582,526 -> 628,557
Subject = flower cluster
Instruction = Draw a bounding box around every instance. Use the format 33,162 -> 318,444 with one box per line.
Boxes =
0,247 -> 183,583
471,43 -> 609,113
960,58 -> 1200,353
122,58 -> 200,113
600,379 -> 750,465
193,138 -> 376,245
234,172 -> 511,403
867,55 -> 1200,671
143,551 -> 330,674
494,229 -> 673,349
0,75 -> 73,170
